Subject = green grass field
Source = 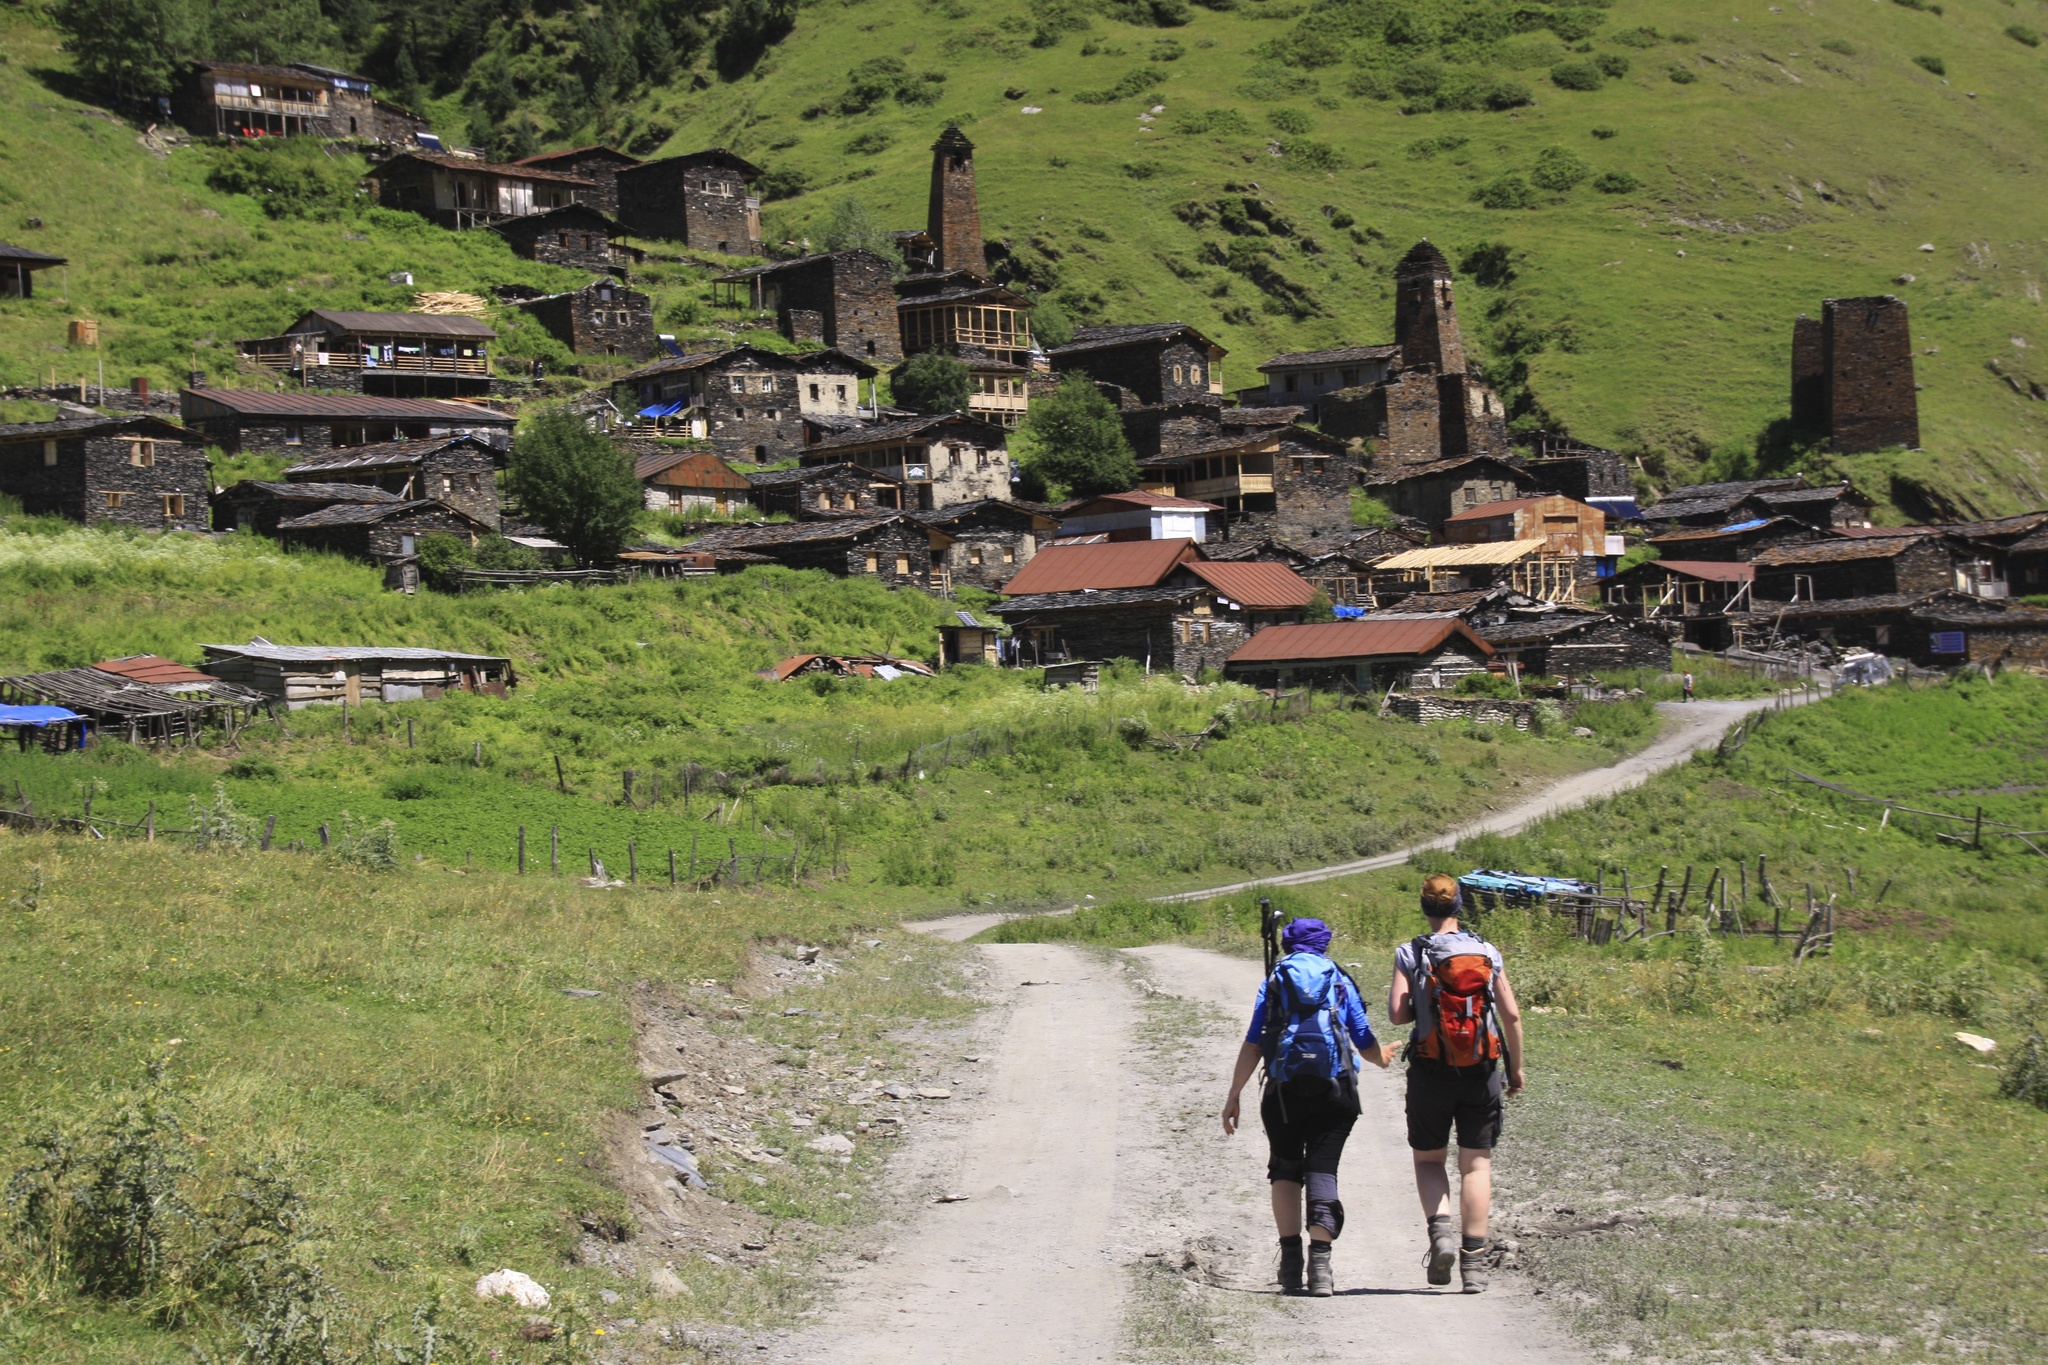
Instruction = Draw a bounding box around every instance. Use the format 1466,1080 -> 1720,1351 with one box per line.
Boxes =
987,673 -> 2048,1362
6,1 -> 2048,514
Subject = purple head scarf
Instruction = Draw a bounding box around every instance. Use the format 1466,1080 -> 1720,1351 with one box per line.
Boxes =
1281,917 -> 1333,955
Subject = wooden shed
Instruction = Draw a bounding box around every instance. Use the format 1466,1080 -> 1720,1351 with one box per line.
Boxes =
199,640 -> 515,708
1444,495 -> 1608,558
636,448 -> 752,515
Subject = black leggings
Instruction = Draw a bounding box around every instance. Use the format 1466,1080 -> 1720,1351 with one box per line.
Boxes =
1260,1080 -> 1357,1238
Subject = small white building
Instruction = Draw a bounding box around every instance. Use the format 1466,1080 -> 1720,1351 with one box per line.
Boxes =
1057,491 -> 1218,543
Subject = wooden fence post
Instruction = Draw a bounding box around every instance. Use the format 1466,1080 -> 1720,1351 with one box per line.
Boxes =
518,826 -> 526,875
554,755 -> 566,793
689,832 -> 698,881
628,841 -> 637,882
407,718 -> 415,749
318,822 -> 329,849
1650,866 -> 1667,933
145,802 -> 155,842
260,813 -> 276,851
342,700 -> 349,744
473,740 -> 481,768
551,825 -> 559,875
669,849 -> 677,886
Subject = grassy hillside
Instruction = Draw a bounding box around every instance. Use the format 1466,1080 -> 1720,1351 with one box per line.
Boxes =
8,1 -> 2048,514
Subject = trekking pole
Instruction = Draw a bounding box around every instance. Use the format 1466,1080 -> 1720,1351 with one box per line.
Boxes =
1260,897 -> 1283,975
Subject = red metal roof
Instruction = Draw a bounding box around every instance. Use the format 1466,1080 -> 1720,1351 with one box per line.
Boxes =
1226,618 -> 1495,665
92,655 -> 219,686
998,537 -> 1203,594
1180,561 -> 1318,609
1640,560 -> 1756,582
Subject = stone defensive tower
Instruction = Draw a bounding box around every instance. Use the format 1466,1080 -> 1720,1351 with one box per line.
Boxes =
927,125 -> 986,278
1394,240 -> 1467,378
1821,295 -> 1919,453
1789,314 -> 1826,431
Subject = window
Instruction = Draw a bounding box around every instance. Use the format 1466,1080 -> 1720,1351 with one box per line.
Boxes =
1190,364 -> 1202,384
599,287 -> 613,302
1001,545 -> 1014,564
835,384 -> 846,402
1875,625 -> 1892,646
104,491 -> 127,508
818,491 -> 831,510
842,493 -> 857,510
968,546 -> 984,566
1284,374 -> 1298,392
162,493 -> 186,519
128,440 -> 155,468
1172,365 -> 1184,384
809,384 -> 821,401
439,475 -> 452,496
949,448 -> 961,467
42,440 -> 56,466
284,425 -> 303,446
894,555 -> 911,576
1311,371 -> 1326,385
864,553 -> 879,573
731,377 -> 746,392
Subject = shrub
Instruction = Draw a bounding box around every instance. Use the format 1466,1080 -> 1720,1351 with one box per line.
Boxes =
1459,241 -> 1516,287
1022,375 -> 1138,497
1531,146 -> 1591,193
2001,1022 -> 2048,1110
893,351 -> 972,414
1286,140 -> 1344,172
1238,60 -> 1319,99
332,813 -> 401,871
1174,107 -> 1254,135
1473,174 -> 1535,210
1611,26 -> 1663,48
1268,107 -> 1313,135
1545,6 -> 1607,42
1820,38 -> 1855,56
1075,64 -> 1172,104
1405,134 -> 1468,160
845,129 -> 894,155
1345,68 -> 1393,100
1394,59 -> 1443,98
1592,169 -> 1639,193
1595,53 -> 1630,78
1474,175 -> 1540,210
1669,65 -> 1697,83
1913,55 -> 1946,76
1550,60 -> 1604,91
2006,25 -> 2041,48
188,781 -> 255,850
1591,125 -> 1619,139
1105,0 -> 1191,26
1151,38 -> 1186,61
1122,161 -> 1162,179
820,194 -> 898,257
205,141 -> 363,220
758,167 -> 810,200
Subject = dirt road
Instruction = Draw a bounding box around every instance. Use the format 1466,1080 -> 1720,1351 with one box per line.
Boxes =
779,941 -> 1584,1363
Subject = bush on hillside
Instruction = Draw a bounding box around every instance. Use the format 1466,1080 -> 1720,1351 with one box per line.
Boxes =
2006,25 -> 2042,48
1611,26 -> 1664,48
1473,174 -> 1536,210
503,409 -> 642,565
1074,65 -> 1172,104
1174,108 -> 1255,135
1913,55 -> 1946,77
1670,66 -> 1698,84
1269,107 -> 1313,135
206,140 -> 364,220
715,0 -> 798,79
1345,69 -> 1394,101
846,129 -> 894,156
1237,61 -> 1319,100
806,56 -> 945,117
821,195 -> 898,259
1595,53 -> 1630,78
1531,146 -> 1591,193
1104,0 -> 1191,26
893,352 -> 972,415
1592,169 -> 1640,193
1021,375 -> 1138,498
1550,60 -> 1604,91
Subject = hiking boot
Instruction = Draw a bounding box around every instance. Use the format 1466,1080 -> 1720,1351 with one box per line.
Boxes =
1425,1215 -> 1457,1287
1277,1238 -> 1304,1294
1460,1246 -> 1490,1295
1306,1242 -> 1334,1298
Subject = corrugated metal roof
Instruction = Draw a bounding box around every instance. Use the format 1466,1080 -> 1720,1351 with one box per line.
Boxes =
998,537 -> 1201,595
1374,540 -> 1550,570
291,310 -> 496,338
1226,618 -> 1494,664
1180,560 -> 1317,609
635,449 -> 751,487
183,390 -> 516,423
1445,497 -> 1551,522
202,641 -> 510,665
92,656 -> 219,686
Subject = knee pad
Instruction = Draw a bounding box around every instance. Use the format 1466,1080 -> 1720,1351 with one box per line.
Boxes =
1304,1172 -> 1345,1239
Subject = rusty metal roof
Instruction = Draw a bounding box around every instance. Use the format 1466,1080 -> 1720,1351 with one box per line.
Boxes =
1445,497 -> 1565,522
635,449 -> 751,487
1624,559 -> 1756,582
182,390 -> 516,424
997,537 -> 1202,595
92,656 -> 219,687
201,641 -> 511,665
1227,618 -> 1494,664
1180,560 -> 1318,609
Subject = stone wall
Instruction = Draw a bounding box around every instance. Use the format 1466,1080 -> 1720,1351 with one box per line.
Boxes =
276,503 -> 484,564
1394,242 -> 1466,376
616,159 -> 758,251
1380,370 -> 1444,465
513,227 -> 618,275
783,308 -> 825,344
518,284 -> 655,360
1386,693 -> 1539,730
941,529 -> 1036,590
1056,339 -> 1215,407
768,252 -> 900,363
1790,314 -> 1825,430
409,445 -> 503,529
1,430 -> 203,531
758,466 -> 894,517
1438,373 -> 1510,458
702,363 -> 805,464
1226,447 -> 1355,546
1822,295 -> 1919,452
1521,450 -> 1632,502
1318,386 -> 1385,443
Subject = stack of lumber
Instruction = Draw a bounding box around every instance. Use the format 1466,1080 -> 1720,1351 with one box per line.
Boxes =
413,291 -> 488,315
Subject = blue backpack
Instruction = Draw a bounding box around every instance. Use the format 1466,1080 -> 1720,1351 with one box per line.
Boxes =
1259,952 -> 1359,1095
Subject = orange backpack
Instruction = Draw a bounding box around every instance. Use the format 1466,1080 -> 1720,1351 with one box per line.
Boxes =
1410,935 -> 1501,1068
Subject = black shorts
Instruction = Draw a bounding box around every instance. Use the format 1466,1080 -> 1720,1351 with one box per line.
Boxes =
1260,1079 -> 1357,1184
1404,1057 -> 1504,1151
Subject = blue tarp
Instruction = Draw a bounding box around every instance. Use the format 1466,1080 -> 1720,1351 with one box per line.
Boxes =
0,705 -> 82,727
1331,605 -> 1367,619
1458,869 -> 1595,903
637,400 -> 684,419
1717,517 -> 1769,533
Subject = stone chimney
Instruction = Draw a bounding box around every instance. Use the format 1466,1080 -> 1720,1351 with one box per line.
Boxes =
1394,240 -> 1467,378
926,125 -> 986,278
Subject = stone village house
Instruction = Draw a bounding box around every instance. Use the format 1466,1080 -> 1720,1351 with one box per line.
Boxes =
236,310 -> 499,399
799,412 -> 1014,510
515,279 -> 656,360
616,347 -> 875,464
271,499 -> 497,568
512,146 -> 642,217
373,152 -> 593,230
1223,617 -> 1496,693
913,499 -> 1059,591
616,150 -> 763,252
492,205 -> 638,277
1750,535 -> 1957,602
0,415 -> 209,533
279,434 -> 505,529
747,463 -> 901,517
683,513 -> 951,587
1362,454 -> 1537,530
179,389 -> 516,460
713,250 -> 902,364
634,448 -> 753,516
174,60 -> 429,143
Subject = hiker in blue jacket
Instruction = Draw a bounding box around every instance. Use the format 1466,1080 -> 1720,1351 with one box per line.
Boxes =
1221,918 -> 1397,1297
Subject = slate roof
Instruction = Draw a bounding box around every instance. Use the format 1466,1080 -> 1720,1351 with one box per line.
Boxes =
685,513 -> 938,549
283,435 -> 501,474
997,537 -> 1203,595
1049,323 -> 1222,356
991,585 -> 1206,614
1635,494 -> 1770,523
1220,405 -> 1309,426
1619,559 -> 1756,583
911,500 -> 1059,529
0,415 -> 195,442
1064,490 -> 1220,513
1645,516 -> 1813,545
1226,618 -> 1494,664
1361,455 -> 1531,485
804,413 -> 1008,453
1750,537 -> 1936,567
275,499 -> 487,530
0,242 -> 67,266
514,145 -> 641,167
225,480 -> 404,503
183,390 -> 515,424
373,151 -> 596,185
1257,344 -> 1401,371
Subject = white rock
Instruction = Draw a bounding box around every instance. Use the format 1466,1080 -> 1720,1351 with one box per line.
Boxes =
1919,242 -> 1936,252
475,1269 -> 550,1308
1021,106 -> 1043,114
1894,273 -> 1916,285
807,1133 -> 856,1157
1954,1032 -> 1997,1054
648,1267 -> 691,1298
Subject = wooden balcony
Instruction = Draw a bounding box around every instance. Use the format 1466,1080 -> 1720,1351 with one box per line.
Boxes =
213,95 -> 325,118
1184,473 -> 1274,500
245,351 -> 489,375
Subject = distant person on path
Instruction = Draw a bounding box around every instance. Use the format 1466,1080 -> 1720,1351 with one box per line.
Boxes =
1222,918 -> 1397,1297
1682,670 -> 1696,702
1390,874 -> 1525,1294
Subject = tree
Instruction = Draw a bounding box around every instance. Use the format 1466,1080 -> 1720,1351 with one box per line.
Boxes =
502,409 -> 643,565
1021,375 -> 1137,497
53,0 -> 202,108
894,351 -> 971,415
1029,295 -> 1076,349
820,195 -> 898,261
715,0 -> 797,80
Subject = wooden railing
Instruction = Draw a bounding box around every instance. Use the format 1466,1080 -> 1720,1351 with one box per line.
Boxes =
244,351 -> 490,374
